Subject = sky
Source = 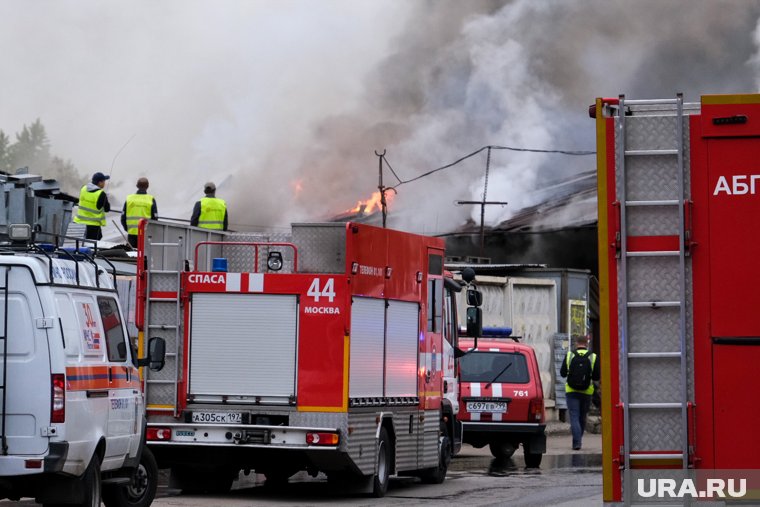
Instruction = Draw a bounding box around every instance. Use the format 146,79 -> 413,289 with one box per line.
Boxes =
1,0 -> 759,235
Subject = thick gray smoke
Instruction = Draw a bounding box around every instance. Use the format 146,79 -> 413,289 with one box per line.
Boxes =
1,0 -> 759,234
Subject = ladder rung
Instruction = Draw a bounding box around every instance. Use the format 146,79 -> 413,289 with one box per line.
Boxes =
625,149 -> 678,156
149,298 -> 178,302
147,324 -> 178,329
629,402 -> 683,409
626,251 -> 679,257
627,301 -> 681,308
624,199 -> 679,206
628,352 -> 681,358
630,453 -> 684,460
149,270 -> 181,275
146,380 -> 179,385
149,243 -> 181,247
623,98 -> 681,106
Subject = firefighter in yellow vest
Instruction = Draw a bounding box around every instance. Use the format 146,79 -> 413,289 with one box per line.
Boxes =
190,182 -> 228,231
73,172 -> 111,240
560,334 -> 600,450
121,177 -> 158,248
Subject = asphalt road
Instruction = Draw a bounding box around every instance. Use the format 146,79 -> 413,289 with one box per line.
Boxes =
3,430 -> 603,506
149,431 -> 603,506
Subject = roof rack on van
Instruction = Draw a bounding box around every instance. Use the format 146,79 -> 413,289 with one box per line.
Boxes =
0,229 -> 118,289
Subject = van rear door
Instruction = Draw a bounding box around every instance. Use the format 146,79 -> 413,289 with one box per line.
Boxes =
0,265 -> 51,455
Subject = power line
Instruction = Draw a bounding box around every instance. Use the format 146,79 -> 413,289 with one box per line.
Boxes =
384,144 -> 595,190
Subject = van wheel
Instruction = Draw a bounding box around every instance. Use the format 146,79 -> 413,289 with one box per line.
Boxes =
489,441 -> 516,459
371,428 -> 391,497
103,448 -> 158,507
420,422 -> 451,484
45,454 -> 102,507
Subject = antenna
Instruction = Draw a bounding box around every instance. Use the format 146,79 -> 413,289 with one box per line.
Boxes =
109,134 -> 136,181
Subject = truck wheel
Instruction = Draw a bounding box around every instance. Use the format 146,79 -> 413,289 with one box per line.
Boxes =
45,454 -> 102,507
420,422 -> 451,484
523,442 -> 543,468
103,447 -> 158,507
489,441 -> 516,459
371,427 -> 391,498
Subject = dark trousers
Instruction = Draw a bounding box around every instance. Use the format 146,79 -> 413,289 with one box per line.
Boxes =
84,225 -> 102,241
127,234 -> 138,248
566,391 -> 591,449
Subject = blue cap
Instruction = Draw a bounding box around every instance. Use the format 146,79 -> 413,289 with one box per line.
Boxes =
92,172 -> 110,184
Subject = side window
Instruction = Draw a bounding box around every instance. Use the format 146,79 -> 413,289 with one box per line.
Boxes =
97,296 -> 128,362
443,288 -> 455,345
427,278 -> 442,332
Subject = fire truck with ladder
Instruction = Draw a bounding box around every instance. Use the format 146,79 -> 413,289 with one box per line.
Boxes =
593,93 -> 760,503
135,220 -> 480,496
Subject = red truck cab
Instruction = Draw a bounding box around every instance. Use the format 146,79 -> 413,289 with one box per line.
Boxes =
457,337 -> 546,467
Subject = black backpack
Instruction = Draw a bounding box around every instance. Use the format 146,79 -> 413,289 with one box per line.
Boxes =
566,351 -> 593,390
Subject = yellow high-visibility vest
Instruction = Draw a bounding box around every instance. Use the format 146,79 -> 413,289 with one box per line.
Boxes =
198,197 -> 226,230
125,193 -> 154,235
564,349 -> 597,395
73,186 -> 105,227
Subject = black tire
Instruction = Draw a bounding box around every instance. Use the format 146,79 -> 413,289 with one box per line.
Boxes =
43,454 -> 101,507
489,441 -> 516,459
371,428 -> 391,498
103,447 -> 158,507
420,422 -> 451,484
523,442 -> 543,468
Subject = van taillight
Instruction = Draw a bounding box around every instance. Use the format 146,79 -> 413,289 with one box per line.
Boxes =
528,397 -> 544,422
51,374 -> 65,423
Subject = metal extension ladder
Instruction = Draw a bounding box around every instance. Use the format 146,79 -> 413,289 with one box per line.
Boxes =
617,94 -> 691,484
143,235 -> 184,416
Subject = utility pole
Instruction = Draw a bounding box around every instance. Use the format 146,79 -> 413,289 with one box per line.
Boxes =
456,147 -> 507,257
376,149 -> 387,228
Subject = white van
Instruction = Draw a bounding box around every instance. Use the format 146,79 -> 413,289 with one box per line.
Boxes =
0,226 -> 165,506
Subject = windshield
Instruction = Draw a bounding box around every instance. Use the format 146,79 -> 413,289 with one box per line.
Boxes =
459,351 -> 530,384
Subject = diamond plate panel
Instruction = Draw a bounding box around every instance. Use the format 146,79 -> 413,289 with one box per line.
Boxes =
628,357 -> 681,404
148,300 -> 179,327
147,382 -> 175,406
625,115 -> 680,152
292,223 -> 346,274
630,409 -> 682,451
614,114 -> 692,202
224,232 -> 296,273
626,207 -> 680,237
625,156 -> 679,201
628,307 -> 680,353
627,256 -> 680,302
149,272 -> 180,293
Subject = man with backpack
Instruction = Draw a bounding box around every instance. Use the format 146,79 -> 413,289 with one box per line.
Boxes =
560,334 -> 600,450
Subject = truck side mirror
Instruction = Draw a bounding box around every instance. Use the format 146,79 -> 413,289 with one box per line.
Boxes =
466,307 -> 482,339
466,288 -> 482,307
138,337 -> 166,371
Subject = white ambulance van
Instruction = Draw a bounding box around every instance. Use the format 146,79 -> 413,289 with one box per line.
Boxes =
0,225 -> 165,506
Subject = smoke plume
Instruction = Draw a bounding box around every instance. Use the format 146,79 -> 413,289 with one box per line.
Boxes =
1,0 -> 759,234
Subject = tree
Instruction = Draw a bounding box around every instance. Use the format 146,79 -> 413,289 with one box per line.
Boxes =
48,156 -> 83,195
10,118 -> 51,172
0,130 -> 10,173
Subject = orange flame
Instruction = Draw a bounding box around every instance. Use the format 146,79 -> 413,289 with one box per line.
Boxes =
347,190 -> 393,215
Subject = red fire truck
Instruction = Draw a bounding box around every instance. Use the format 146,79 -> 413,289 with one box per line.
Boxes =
135,220 -> 471,497
593,94 -> 760,502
